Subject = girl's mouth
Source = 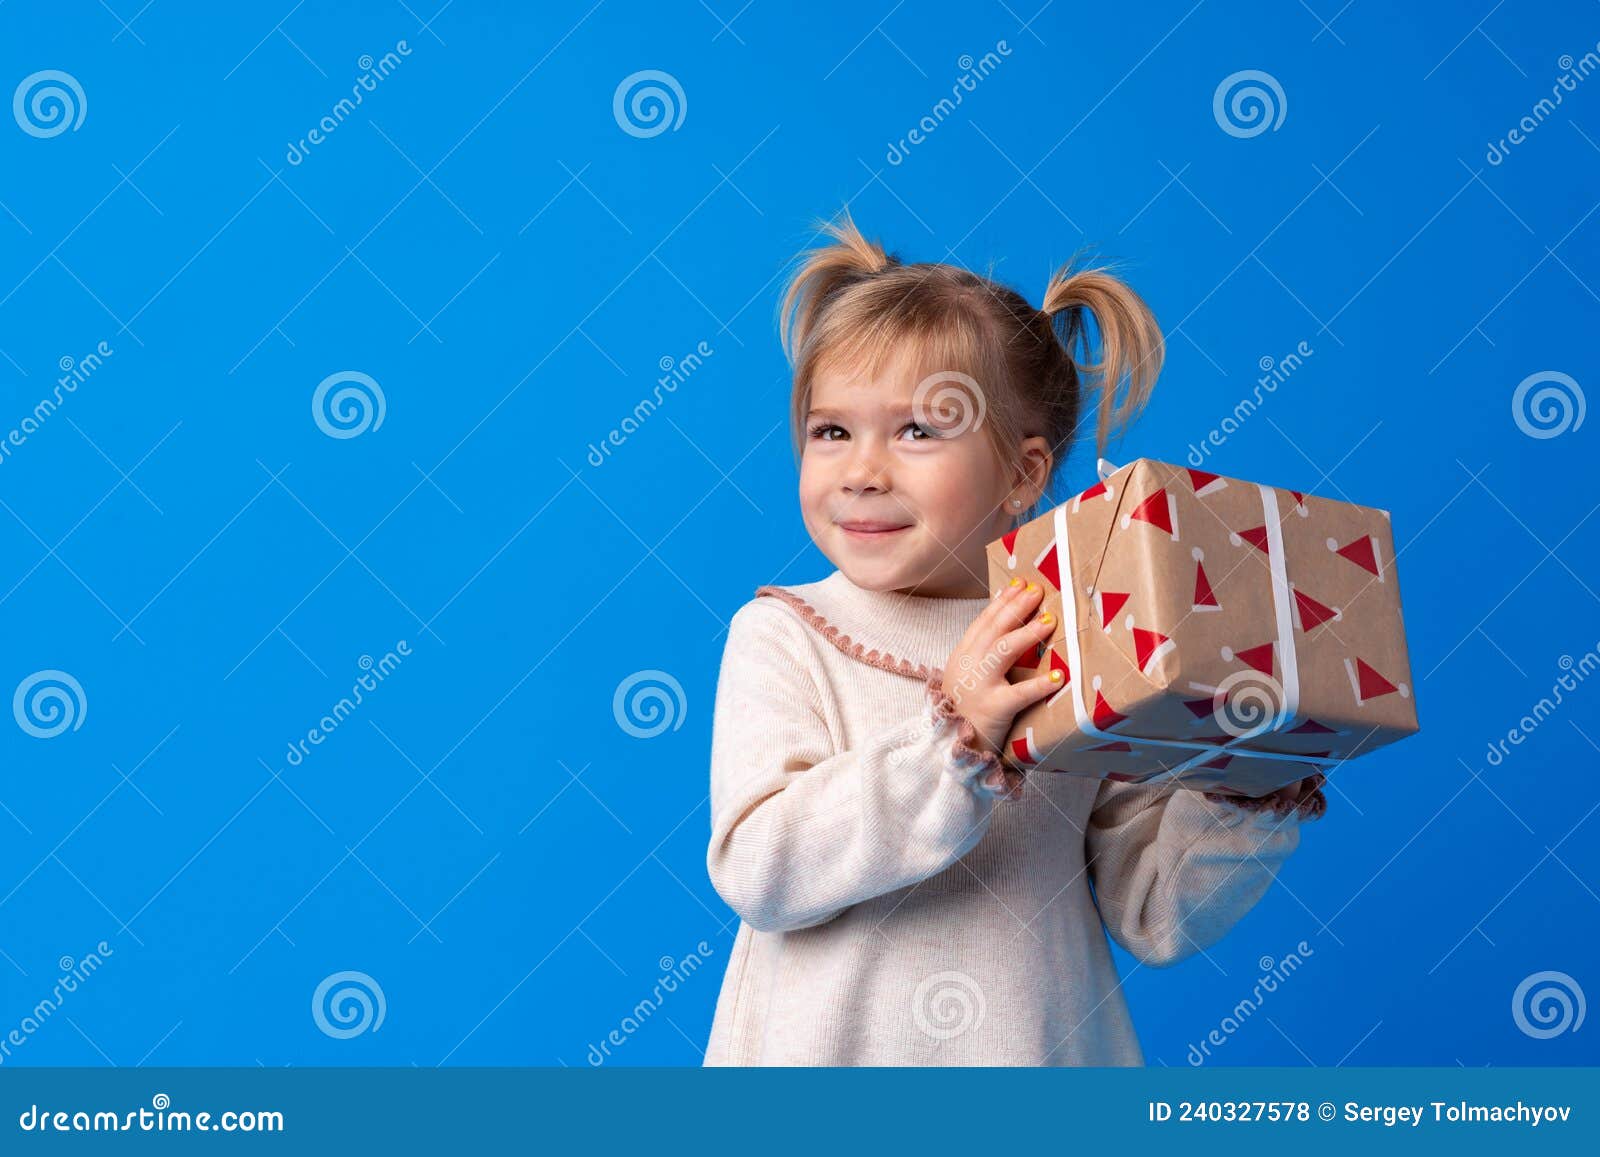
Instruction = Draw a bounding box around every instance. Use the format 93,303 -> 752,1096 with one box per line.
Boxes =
837,521 -> 912,540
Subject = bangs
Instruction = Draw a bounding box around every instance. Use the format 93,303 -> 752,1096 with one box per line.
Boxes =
809,293 -> 1003,398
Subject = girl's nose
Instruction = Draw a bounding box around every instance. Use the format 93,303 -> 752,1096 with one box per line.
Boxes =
842,445 -> 889,493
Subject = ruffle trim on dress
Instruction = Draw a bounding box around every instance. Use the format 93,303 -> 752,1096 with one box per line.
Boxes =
1203,778 -> 1328,822
754,585 -> 937,681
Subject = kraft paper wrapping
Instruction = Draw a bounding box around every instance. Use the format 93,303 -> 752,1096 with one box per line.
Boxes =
985,458 -> 1420,798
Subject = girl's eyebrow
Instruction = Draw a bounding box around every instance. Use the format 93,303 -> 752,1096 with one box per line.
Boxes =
805,404 -> 914,421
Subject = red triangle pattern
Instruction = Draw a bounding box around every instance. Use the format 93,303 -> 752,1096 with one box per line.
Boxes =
1014,640 -> 1045,670
1075,479 -> 1108,507
1034,542 -> 1061,590
1293,587 -> 1338,631
1097,590 -> 1129,629
1235,642 -> 1275,675
1131,626 -> 1172,673
1234,525 -> 1270,554
1127,489 -> 1174,535
1092,690 -> 1127,731
1352,657 -> 1398,700
1334,534 -> 1379,576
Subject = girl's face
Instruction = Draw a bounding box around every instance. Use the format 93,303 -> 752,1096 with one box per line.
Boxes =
799,349 -> 1045,598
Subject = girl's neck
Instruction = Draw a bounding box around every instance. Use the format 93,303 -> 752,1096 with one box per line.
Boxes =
894,578 -> 988,599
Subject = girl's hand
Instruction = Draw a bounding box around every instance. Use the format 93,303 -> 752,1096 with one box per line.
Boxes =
1261,772 -> 1325,811
940,578 -> 1064,757
1205,771 -> 1328,820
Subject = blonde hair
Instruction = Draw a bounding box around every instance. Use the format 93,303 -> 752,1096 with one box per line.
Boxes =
777,207 -> 1164,519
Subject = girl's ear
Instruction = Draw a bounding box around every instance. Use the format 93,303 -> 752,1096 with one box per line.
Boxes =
1011,435 -> 1053,510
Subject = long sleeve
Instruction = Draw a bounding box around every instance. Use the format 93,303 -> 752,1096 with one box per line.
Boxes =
706,600 -> 1008,934
1085,778 -> 1313,968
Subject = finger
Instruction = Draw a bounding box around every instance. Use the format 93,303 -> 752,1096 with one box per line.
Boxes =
962,580 -> 1040,654
1003,666 -> 1067,711
966,579 -> 1031,644
986,576 -> 1032,609
990,575 -> 1027,600
991,581 -> 1046,632
992,613 -> 1056,672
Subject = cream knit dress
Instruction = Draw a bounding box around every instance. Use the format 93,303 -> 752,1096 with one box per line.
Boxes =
703,570 -> 1325,1066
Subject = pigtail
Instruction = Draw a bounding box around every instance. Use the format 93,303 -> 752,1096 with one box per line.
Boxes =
777,205 -> 899,369
1041,258 -> 1165,455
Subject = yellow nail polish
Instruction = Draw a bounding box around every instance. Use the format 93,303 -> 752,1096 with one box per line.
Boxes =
1009,577 -> 1023,587
1040,612 -> 1053,625
1050,669 -> 1063,682
1025,583 -> 1038,593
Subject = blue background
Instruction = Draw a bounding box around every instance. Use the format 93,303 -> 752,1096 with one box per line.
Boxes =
0,0 -> 1595,1069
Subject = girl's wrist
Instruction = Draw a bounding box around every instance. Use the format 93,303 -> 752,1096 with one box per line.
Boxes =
1203,784 -> 1328,822
923,676 -> 1011,787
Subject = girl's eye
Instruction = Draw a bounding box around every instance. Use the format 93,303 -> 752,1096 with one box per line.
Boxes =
805,422 -> 938,441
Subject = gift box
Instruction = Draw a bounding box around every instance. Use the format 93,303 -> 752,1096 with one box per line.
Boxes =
985,457 -> 1419,797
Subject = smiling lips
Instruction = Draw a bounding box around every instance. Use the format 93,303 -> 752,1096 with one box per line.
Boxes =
836,519 -> 912,539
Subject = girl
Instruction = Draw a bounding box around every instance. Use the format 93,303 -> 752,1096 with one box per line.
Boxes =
703,210 -> 1326,1067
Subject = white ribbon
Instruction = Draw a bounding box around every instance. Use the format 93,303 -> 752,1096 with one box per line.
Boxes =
1049,463 -> 1337,783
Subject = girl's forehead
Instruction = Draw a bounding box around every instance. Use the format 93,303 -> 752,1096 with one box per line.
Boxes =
810,348 -> 932,409
808,373 -> 913,413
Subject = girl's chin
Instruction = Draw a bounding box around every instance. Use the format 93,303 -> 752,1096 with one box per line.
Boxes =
833,559 -> 907,590
836,558 -> 940,593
